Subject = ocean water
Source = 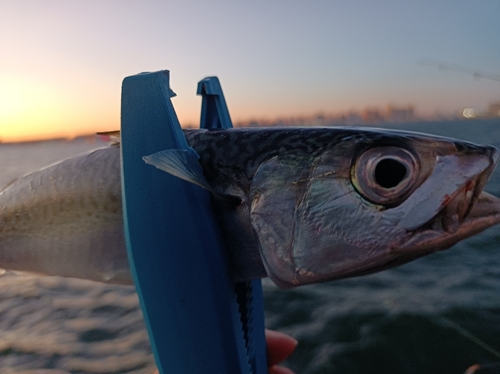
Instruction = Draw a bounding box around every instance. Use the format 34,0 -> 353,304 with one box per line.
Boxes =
0,119 -> 500,374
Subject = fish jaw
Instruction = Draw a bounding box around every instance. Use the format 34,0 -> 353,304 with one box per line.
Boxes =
394,192 -> 500,263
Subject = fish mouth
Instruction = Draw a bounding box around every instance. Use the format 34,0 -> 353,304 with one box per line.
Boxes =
357,170 -> 500,277
421,190 -> 500,249
402,148 -> 500,255
455,191 -> 500,235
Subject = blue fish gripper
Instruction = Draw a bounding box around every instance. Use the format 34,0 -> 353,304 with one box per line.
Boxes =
120,71 -> 267,374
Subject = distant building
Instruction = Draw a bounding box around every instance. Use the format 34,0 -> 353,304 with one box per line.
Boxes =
337,111 -> 363,125
310,113 -> 327,126
234,102 -> 422,128
487,101 -> 500,117
361,108 -> 384,123
385,105 -> 415,122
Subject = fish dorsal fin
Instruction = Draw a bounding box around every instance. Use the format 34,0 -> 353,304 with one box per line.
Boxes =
143,148 -> 215,193
97,130 -> 121,146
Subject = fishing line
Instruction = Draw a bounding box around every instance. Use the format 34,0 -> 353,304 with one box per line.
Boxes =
437,316 -> 500,360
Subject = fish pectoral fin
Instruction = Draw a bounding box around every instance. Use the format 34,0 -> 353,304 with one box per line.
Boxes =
144,149 -> 241,204
143,148 -> 216,193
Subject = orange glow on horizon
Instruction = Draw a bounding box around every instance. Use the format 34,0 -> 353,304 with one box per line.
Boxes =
0,74 -> 119,143
1,119 -> 122,143
2,71 -> 495,144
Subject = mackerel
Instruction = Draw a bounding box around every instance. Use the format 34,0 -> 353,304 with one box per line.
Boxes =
1,127 -> 500,288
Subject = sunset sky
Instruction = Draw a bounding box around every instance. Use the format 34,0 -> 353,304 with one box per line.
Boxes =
1,1 -> 499,142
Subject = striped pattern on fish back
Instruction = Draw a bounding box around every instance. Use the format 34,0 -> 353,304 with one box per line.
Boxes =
183,127 -> 361,194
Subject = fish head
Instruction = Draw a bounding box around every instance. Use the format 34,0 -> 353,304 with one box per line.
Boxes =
250,129 -> 500,288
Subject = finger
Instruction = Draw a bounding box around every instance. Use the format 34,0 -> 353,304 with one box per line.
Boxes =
269,365 -> 296,374
151,331 -> 297,374
265,329 -> 298,367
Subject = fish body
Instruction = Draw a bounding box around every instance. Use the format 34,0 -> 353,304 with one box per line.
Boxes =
1,127 -> 500,288
0,145 -> 129,283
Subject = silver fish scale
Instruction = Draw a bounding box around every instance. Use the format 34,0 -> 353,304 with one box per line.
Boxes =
0,146 -> 128,283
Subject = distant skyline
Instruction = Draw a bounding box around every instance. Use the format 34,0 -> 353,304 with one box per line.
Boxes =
1,1 -> 499,142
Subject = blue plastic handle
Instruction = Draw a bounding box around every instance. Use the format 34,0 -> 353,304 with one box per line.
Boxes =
121,71 -> 255,373
198,76 -> 233,130
198,76 -> 268,374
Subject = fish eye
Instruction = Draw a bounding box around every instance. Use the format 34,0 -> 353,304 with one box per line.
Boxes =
374,158 -> 408,188
352,146 -> 419,206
